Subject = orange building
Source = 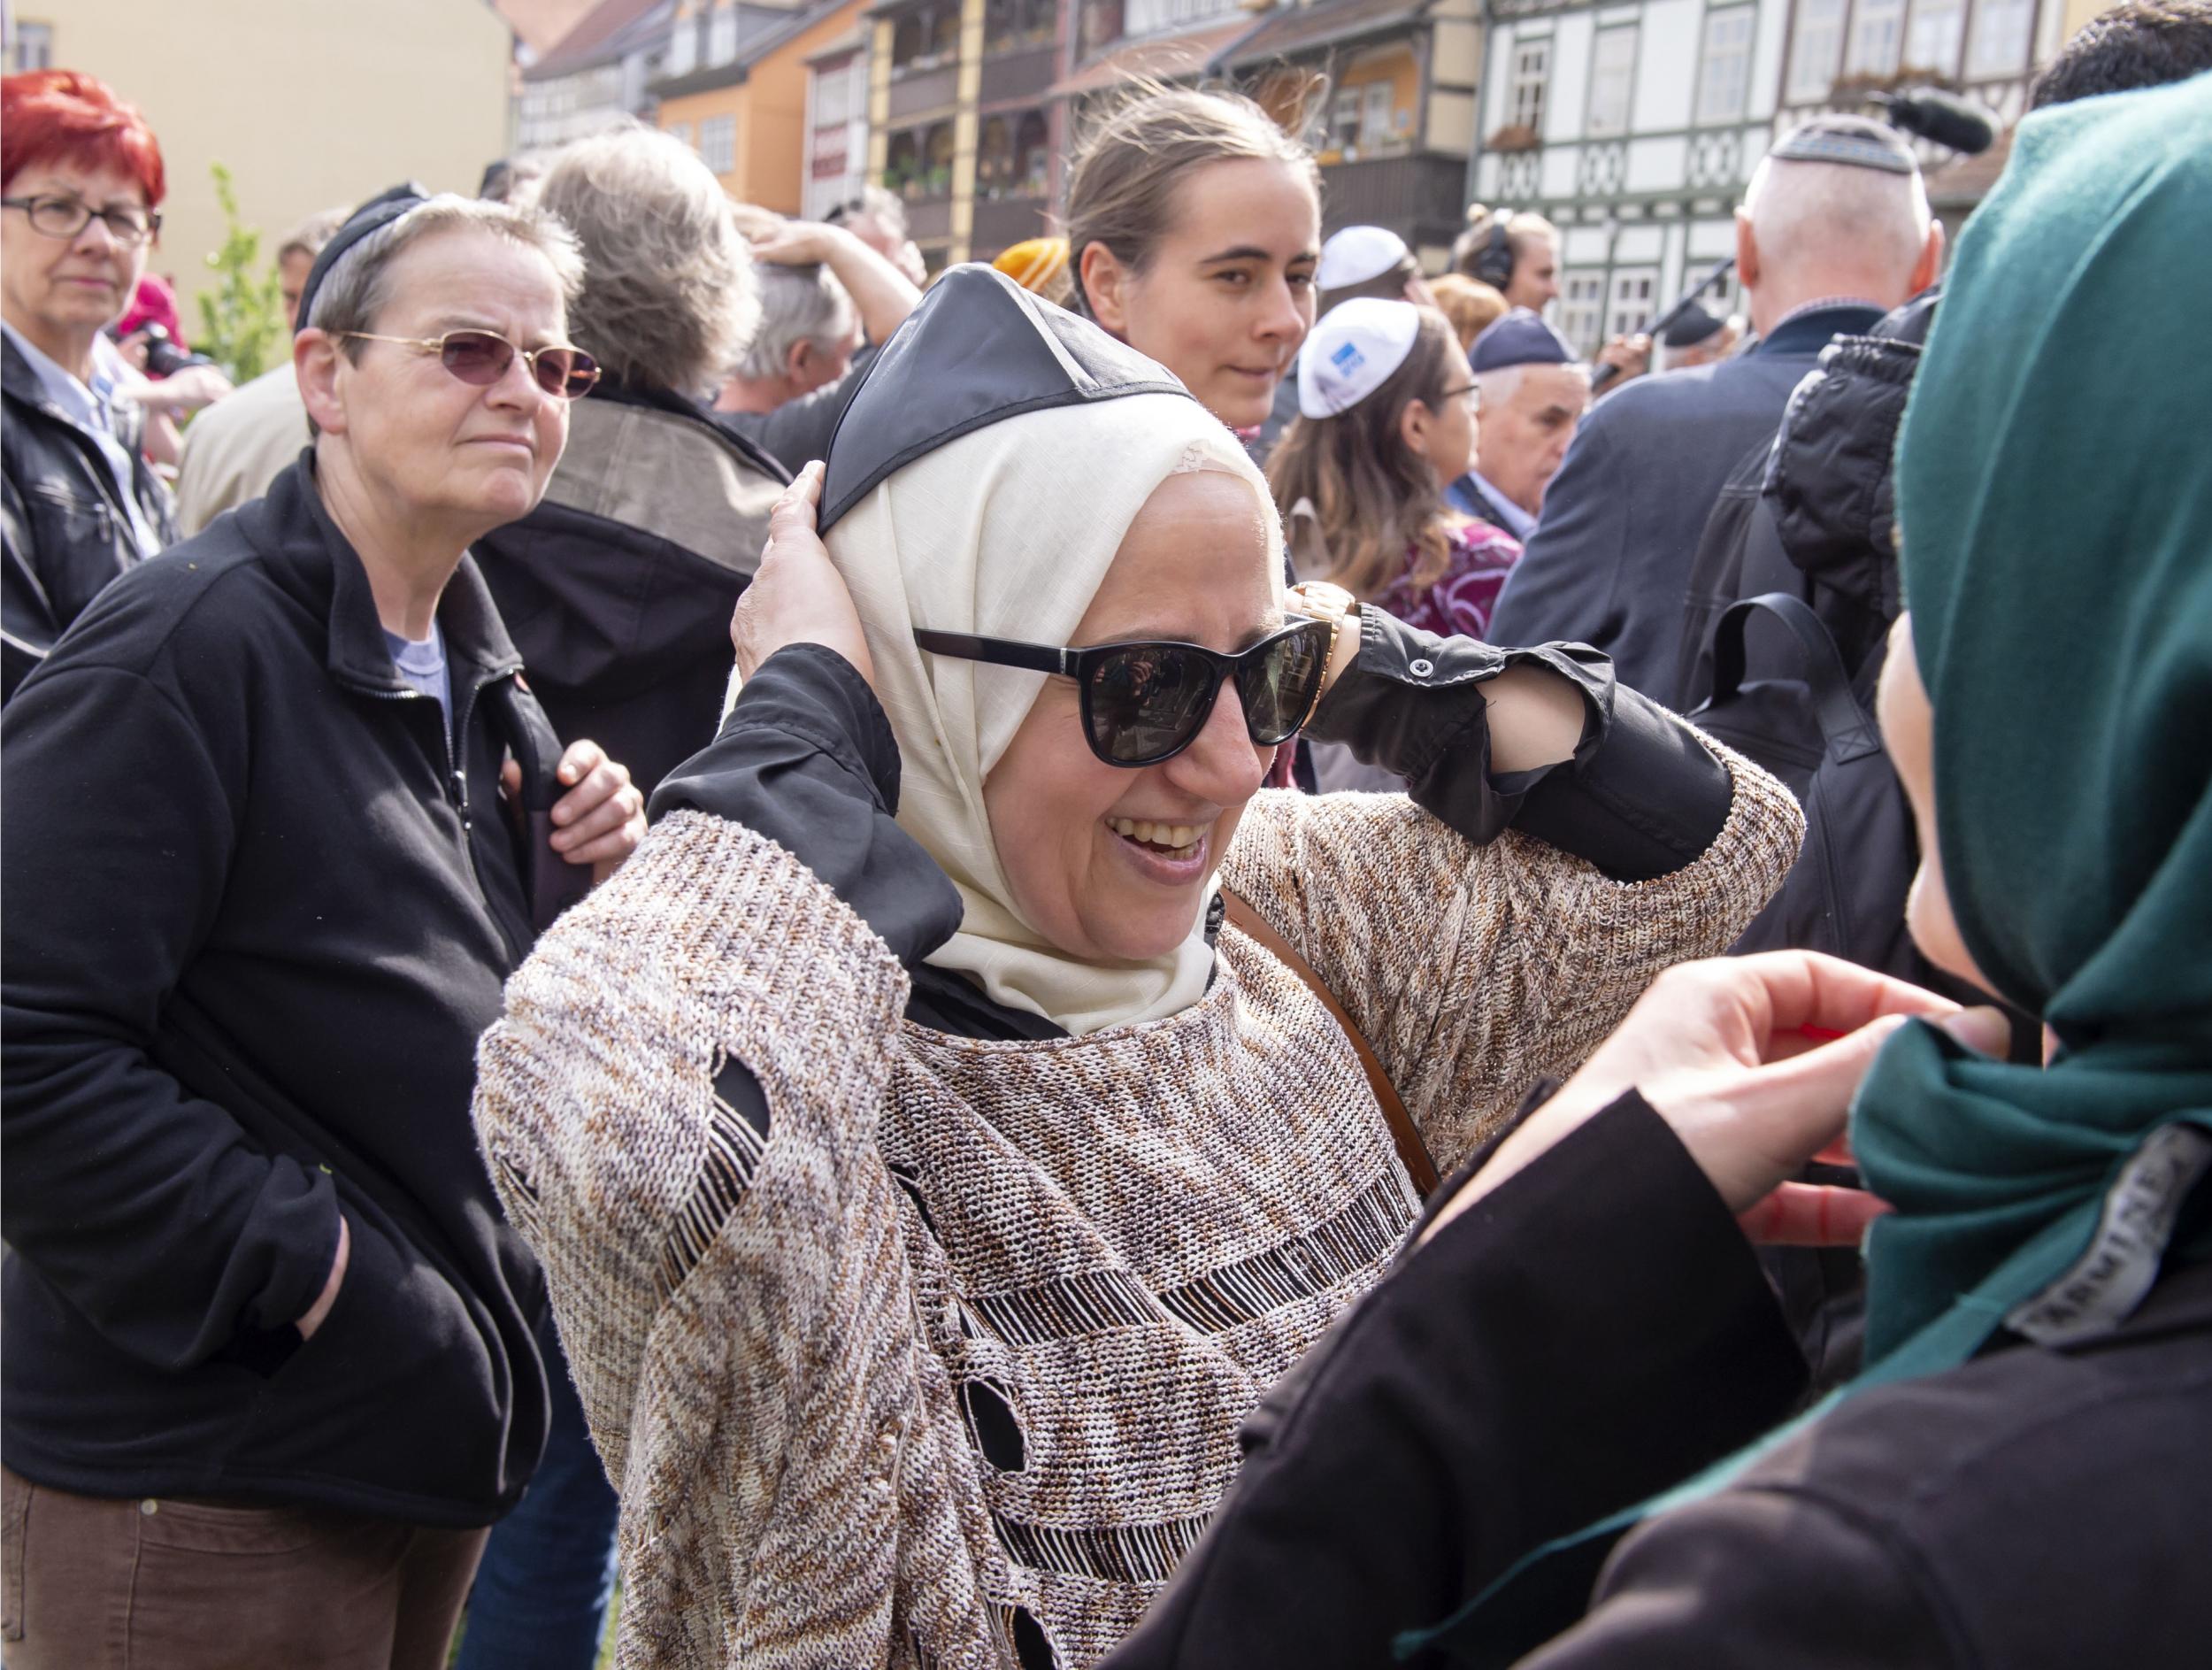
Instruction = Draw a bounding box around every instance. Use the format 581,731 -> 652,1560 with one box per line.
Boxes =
655,0 -> 869,212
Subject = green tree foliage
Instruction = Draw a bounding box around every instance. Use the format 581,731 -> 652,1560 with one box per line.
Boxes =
194,162 -> 285,383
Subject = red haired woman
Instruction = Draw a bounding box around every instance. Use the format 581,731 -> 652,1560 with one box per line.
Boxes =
1,70 -> 179,701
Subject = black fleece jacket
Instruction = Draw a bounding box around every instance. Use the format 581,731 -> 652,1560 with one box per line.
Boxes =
2,460 -> 558,1526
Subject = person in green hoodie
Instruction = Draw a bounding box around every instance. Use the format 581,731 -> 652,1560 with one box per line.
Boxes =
1105,65 -> 2212,1670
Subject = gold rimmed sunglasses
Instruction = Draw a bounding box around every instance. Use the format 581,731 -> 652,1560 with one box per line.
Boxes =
334,329 -> 601,400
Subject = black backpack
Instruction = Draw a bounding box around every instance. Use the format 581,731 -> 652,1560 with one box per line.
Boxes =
1686,592 -> 1929,981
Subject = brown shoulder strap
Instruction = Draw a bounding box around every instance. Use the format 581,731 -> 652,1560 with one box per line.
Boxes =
1220,888 -> 1440,1197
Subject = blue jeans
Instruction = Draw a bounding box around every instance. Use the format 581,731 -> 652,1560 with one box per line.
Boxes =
456,1312 -> 620,1670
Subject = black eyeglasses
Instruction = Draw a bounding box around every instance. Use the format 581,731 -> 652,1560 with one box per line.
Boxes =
2,194 -> 160,246
914,618 -> 1334,766
334,329 -> 600,400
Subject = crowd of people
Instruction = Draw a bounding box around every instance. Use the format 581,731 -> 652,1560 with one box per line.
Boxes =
2,4 -> 2209,1666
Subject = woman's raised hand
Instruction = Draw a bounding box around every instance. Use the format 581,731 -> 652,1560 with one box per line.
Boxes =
732,461 -> 876,690
1424,952 -> 2010,1248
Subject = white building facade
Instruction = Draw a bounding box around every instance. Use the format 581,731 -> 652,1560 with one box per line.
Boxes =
1469,0 -> 1794,356
517,0 -> 679,152
1469,0 -> 2069,357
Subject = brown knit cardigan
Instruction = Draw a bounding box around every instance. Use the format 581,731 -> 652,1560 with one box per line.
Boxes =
473,759 -> 1801,1669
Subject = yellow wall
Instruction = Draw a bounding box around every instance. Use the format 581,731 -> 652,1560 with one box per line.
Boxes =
659,0 -> 865,215
27,0 -> 514,322
745,0 -> 866,214
1332,43 -> 1420,151
658,81 -> 750,194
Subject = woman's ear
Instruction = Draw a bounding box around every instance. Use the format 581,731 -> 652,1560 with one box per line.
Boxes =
295,329 -> 348,437
1079,241 -> 1131,335
1398,396 -> 1433,464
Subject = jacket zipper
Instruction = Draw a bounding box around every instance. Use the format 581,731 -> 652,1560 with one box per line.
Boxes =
349,663 -> 525,954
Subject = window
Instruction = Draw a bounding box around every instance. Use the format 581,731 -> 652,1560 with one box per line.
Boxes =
12,20 -> 53,72
1786,0 -> 1845,100
815,54 -> 856,127
1125,0 -> 1239,33
1695,7 -> 1755,124
701,114 -> 736,174
668,11 -> 698,75
1332,84 -> 1361,150
1586,27 -> 1636,138
1361,81 -> 1394,147
1607,267 -> 1657,340
1845,0 -> 1905,76
666,119 -> 695,150
1905,0 -> 1964,73
1559,272 -> 1606,356
1966,0 -> 2034,75
707,3 -> 739,65
1509,39 -> 1550,135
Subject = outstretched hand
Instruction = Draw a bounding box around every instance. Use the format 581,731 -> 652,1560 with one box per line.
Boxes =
731,461 -> 876,690
1425,952 -> 2010,1248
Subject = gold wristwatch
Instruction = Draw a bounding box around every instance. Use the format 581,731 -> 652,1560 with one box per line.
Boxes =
1287,580 -> 1358,727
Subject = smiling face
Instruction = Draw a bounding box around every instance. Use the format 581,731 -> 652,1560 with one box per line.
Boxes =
982,469 -> 1279,962
303,226 -> 571,541
0,158 -> 150,370
1085,158 -> 1320,431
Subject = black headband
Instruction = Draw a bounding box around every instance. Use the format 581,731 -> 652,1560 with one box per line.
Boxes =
292,182 -> 430,337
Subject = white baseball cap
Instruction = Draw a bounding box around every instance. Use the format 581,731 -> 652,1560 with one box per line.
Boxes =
1316,225 -> 1412,291
1297,297 -> 1422,419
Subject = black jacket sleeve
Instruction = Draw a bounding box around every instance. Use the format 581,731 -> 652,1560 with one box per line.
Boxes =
2,665 -> 342,1372
1510,1483 -> 1952,1669
1103,1092 -> 1807,1670
649,642 -> 964,970
1309,607 -> 1736,881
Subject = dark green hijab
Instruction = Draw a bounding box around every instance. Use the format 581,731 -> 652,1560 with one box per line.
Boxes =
1408,73 -> 2212,1664
1852,68 -> 2212,1374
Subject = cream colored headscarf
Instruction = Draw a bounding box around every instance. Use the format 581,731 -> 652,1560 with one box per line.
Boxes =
826,393 -> 1282,1036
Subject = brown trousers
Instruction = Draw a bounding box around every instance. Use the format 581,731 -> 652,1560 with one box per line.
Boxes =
1,1466 -> 488,1670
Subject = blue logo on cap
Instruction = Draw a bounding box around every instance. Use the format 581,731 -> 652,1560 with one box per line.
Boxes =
1330,341 -> 1365,375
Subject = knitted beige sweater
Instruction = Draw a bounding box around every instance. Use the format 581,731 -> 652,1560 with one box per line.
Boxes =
474,762 -> 1800,1669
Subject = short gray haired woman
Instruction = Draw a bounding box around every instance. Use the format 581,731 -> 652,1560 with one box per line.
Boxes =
473,122 -> 789,801
474,268 -> 1801,1667
2,185 -> 642,1670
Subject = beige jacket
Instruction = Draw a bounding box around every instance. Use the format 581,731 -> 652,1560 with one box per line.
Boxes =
473,760 -> 1801,1668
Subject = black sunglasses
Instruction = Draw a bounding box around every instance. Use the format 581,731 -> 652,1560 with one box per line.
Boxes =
914,618 -> 1334,766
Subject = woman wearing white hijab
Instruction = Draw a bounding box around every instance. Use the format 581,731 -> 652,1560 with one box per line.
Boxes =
473,268 -> 1802,1668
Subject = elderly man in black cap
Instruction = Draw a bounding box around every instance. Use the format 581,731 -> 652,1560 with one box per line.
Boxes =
1446,307 -> 1590,541
1655,301 -> 1741,372
1,187 -> 647,1667
1488,117 -> 1943,698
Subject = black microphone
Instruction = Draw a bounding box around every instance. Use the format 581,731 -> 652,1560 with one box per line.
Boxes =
1589,256 -> 1736,392
1870,88 -> 1997,155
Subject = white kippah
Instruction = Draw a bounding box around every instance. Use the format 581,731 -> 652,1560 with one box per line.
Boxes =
1298,297 -> 1421,419
1316,224 -> 1411,291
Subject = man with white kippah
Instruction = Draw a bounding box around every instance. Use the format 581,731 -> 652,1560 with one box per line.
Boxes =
1488,115 -> 1944,698
1445,308 -> 1589,541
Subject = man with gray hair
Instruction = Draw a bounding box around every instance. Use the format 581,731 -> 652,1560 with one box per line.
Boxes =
715,260 -> 860,419
1447,308 -> 1590,540
713,213 -> 920,472
1488,116 -> 1942,698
